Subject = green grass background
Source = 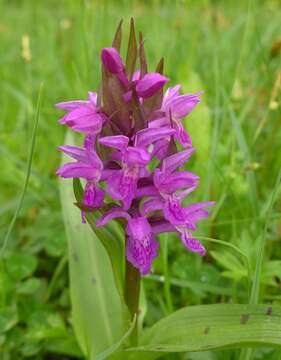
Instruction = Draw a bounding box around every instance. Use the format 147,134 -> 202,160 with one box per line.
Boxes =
0,0 -> 281,359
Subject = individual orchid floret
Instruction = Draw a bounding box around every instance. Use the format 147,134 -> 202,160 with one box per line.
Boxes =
99,127 -> 175,209
97,208 -> 159,275
99,135 -> 151,210
101,47 -> 129,87
56,145 -> 102,180
126,217 -> 159,275
56,144 -> 104,222
138,149 -> 215,256
101,47 -> 125,74
149,87 -> 202,148
56,91 -> 106,136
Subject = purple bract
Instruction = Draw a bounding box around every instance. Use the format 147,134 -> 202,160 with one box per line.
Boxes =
56,30 -> 214,275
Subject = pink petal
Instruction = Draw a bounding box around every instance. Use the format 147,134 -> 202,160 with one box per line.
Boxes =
135,127 -> 175,148
136,73 -> 169,98
101,47 -> 125,74
99,135 -> 129,151
96,207 -> 130,227
162,148 -> 195,175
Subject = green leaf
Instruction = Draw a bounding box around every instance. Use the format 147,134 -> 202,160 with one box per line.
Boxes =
17,278 -> 42,295
124,304 -> 281,359
73,178 -> 125,299
95,315 -> 136,360
20,341 -> 42,357
45,335 -> 83,358
0,306 -> 18,333
6,251 -> 37,280
59,132 -> 129,359
25,311 -> 66,341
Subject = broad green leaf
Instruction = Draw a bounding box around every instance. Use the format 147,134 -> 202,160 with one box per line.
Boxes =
45,335 -> 83,358
59,132 -> 129,359
0,306 -> 18,333
5,251 -> 37,280
25,311 -> 66,341
73,178 -> 124,299
96,315 -> 136,360
122,304 -> 281,360
16,278 -> 42,295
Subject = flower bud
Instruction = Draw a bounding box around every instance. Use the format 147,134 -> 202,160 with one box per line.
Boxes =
101,47 -> 124,74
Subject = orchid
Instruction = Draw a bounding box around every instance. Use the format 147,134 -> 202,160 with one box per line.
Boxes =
56,23 -> 214,277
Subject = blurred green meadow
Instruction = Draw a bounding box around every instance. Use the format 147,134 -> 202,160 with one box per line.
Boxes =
1,0 -> 281,359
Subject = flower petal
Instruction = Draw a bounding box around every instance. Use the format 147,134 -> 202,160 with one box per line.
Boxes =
163,197 -> 191,227
136,185 -> 159,198
180,230 -> 206,256
141,197 -> 164,216
148,117 -> 169,129
135,127 -> 175,148
56,100 -> 89,111
132,69 -> 141,81
168,93 -> 201,119
126,217 -> 159,275
154,169 -> 199,194
162,148 -> 195,174
96,207 -> 130,227
83,182 -> 105,209
99,135 -> 129,151
184,201 -> 216,222
56,163 -> 101,180
151,139 -> 170,160
174,122 -> 193,148
60,106 -> 104,135
162,85 -> 181,109
136,73 -> 169,98
58,145 -> 89,163
106,170 -> 138,210
123,147 -> 151,165
151,220 -> 175,234
101,47 -> 125,74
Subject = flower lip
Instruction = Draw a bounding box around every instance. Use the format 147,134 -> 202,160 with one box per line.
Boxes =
126,217 -> 159,275
123,147 -> 151,165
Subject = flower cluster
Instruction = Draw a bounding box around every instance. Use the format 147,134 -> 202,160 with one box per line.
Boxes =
56,41 -> 214,275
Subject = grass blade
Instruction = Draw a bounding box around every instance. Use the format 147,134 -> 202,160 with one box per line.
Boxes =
1,83 -> 43,257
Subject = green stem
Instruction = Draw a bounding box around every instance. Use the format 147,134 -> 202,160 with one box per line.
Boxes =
162,234 -> 173,313
125,259 -> 140,346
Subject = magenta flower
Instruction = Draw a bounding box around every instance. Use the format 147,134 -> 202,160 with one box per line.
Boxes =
149,85 -> 202,148
56,92 -> 106,135
96,209 -> 158,275
56,25 -> 215,275
56,140 -> 104,222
